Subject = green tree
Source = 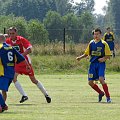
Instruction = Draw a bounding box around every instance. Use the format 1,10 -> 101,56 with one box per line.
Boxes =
0,15 -> 27,37
62,13 -> 80,43
84,0 -> 95,12
43,11 -> 63,42
2,0 -> 56,21
55,0 -> 73,16
94,14 -> 105,28
0,15 -> 14,33
74,0 -> 95,15
104,0 -> 115,31
80,12 -> 94,42
11,17 -> 27,37
27,20 -> 49,45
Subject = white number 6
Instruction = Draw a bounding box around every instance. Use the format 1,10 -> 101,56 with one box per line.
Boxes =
8,52 -> 13,61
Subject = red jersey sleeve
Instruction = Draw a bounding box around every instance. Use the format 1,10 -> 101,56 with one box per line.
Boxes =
6,36 -> 32,53
6,38 -> 11,45
20,36 -> 32,49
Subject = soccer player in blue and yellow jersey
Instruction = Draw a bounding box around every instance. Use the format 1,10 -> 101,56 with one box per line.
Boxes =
103,27 -> 115,57
0,34 -> 30,112
76,28 -> 112,103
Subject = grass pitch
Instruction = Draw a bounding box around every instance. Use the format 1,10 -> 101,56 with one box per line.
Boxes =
0,74 -> 120,120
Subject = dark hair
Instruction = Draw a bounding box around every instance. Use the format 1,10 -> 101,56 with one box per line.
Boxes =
92,30 -> 95,35
106,27 -> 110,30
8,27 -> 17,32
94,28 -> 102,34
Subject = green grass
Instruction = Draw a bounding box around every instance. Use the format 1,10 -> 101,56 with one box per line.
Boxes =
30,43 -> 120,74
0,74 -> 120,120
31,55 -> 120,74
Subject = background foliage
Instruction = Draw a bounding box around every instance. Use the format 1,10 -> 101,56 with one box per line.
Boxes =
0,0 -> 119,43
0,0 -> 120,73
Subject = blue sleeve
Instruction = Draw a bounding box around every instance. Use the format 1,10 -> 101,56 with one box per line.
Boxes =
13,48 -> 25,64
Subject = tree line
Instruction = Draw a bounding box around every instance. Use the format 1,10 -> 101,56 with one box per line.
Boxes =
0,0 -> 119,44
0,0 -> 95,21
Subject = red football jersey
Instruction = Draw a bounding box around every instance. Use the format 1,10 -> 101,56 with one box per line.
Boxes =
6,36 -> 32,63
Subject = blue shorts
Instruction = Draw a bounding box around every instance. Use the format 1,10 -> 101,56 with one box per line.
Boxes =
107,41 -> 114,51
88,62 -> 106,81
0,76 -> 13,91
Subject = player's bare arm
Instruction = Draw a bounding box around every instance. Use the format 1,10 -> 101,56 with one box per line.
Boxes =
76,54 -> 88,61
23,60 -> 31,71
22,48 -> 32,56
98,56 -> 110,62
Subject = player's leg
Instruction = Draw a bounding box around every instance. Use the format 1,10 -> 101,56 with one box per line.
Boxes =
88,63 -> 104,102
88,63 -> 104,94
110,42 -> 115,57
0,93 -> 5,112
1,92 -> 8,111
89,80 -> 104,102
0,93 -> 8,112
112,50 -> 115,57
29,75 -> 51,103
110,50 -> 115,58
112,42 -> 115,57
99,63 -> 111,103
13,73 -> 28,103
2,90 -> 7,101
88,80 -> 104,94
99,77 -> 111,103
2,79 -> 12,101
1,77 -> 13,111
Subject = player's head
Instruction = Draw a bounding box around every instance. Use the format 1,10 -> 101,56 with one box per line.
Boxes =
8,27 -> 18,40
93,28 -> 102,40
0,34 -> 6,43
106,27 -> 111,33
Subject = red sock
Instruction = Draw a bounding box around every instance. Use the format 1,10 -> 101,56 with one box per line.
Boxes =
102,84 -> 110,97
92,84 -> 103,94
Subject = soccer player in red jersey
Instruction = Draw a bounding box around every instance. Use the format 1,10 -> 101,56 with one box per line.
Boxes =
76,28 -> 112,103
4,27 -> 51,103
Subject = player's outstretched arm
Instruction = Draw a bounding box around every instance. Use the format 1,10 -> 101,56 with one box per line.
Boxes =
76,54 -> 88,61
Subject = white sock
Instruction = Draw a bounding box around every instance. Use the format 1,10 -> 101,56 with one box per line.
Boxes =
14,81 -> 27,96
36,81 -> 48,96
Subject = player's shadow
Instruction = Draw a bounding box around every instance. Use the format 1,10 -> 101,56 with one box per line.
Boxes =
9,103 -> 36,106
81,101 -> 116,104
1,111 -> 18,114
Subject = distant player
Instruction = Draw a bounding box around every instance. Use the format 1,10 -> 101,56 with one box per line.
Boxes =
103,27 -> 115,57
4,27 -> 51,103
76,28 -> 112,103
0,34 -> 29,112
